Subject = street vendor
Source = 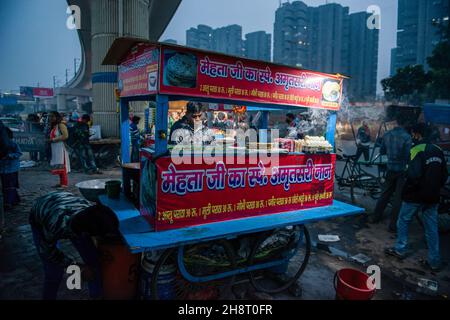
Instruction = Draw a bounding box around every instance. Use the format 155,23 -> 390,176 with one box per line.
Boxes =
213,112 -> 232,131
130,116 -> 142,163
285,113 -> 298,138
29,192 -> 119,300
169,102 -> 215,146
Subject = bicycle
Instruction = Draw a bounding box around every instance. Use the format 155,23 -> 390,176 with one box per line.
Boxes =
335,148 -> 383,203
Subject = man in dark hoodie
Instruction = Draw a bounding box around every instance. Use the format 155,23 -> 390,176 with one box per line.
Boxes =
385,123 -> 448,271
30,192 -> 119,299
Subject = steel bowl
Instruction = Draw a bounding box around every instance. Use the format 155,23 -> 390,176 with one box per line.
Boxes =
76,179 -> 121,203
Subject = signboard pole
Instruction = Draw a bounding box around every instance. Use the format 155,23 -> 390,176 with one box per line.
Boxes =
120,98 -> 131,164
326,112 -> 337,148
155,94 -> 169,156
259,111 -> 269,143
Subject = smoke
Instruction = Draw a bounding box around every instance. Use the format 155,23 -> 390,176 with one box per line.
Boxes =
335,94 -> 386,141
298,108 -> 329,135
337,94 -> 385,123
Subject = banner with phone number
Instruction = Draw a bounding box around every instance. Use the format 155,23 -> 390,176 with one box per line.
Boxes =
159,46 -> 343,111
147,154 -> 335,231
118,44 -> 159,97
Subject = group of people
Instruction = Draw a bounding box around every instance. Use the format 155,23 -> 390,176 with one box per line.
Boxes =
45,111 -> 102,189
0,111 -> 101,209
362,118 -> 448,271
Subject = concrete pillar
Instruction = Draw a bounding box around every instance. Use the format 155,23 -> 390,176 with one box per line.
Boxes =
56,94 -> 67,113
91,0 -> 149,138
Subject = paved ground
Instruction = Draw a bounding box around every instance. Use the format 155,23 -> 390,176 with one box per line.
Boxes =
0,157 -> 449,300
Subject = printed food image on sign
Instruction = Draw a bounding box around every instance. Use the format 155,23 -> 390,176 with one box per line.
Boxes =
163,50 -> 198,88
321,80 -> 341,103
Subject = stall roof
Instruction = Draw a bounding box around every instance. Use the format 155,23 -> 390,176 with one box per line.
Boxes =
102,37 -> 349,79
104,37 -> 350,112
102,37 -> 149,66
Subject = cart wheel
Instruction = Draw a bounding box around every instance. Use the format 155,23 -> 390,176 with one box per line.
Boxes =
151,240 -> 236,300
248,225 -> 311,294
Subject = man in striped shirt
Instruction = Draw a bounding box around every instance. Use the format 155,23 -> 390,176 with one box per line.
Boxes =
29,192 -> 119,299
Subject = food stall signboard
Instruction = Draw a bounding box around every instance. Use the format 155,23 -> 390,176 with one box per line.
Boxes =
140,152 -> 335,231
158,46 -> 343,111
118,44 -> 160,97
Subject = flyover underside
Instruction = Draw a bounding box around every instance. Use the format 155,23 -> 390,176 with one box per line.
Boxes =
66,0 -> 181,138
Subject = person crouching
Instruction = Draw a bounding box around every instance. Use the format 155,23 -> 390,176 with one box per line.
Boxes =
29,192 -> 119,299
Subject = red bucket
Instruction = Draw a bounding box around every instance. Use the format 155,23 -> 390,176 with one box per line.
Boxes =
334,268 -> 376,300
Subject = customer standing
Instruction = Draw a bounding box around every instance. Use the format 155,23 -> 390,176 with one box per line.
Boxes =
355,121 -> 371,162
49,112 -> 70,188
0,127 -> 22,209
0,120 -> 16,240
369,118 -> 412,232
385,123 -> 448,271
72,114 -> 101,174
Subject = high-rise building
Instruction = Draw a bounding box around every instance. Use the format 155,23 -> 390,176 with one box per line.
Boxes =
391,0 -> 449,74
212,25 -> 244,56
244,31 -> 271,61
273,1 -> 309,67
186,24 -> 214,50
308,3 -> 350,74
390,48 -> 397,76
273,1 -> 379,100
347,12 -> 379,100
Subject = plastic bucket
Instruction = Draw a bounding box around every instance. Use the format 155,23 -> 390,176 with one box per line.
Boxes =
105,180 -> 121,199
140,254 -> 177,300
97,237 -> 140,300
334,268 -> 376,300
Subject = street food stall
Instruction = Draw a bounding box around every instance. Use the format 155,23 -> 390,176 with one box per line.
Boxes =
100,38 -> 364,299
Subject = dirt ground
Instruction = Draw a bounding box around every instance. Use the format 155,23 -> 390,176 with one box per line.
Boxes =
0,161 -> 449,300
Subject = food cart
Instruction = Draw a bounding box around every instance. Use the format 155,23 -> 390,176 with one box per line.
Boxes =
100,38 -> 364,299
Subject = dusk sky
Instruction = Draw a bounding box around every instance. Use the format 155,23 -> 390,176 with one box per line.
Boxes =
0,0 -> 398,94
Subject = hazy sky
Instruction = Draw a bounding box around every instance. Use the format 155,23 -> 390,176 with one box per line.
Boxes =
0,0 -> 81,92
162,0 -> 398,94
0,0 -> 398,94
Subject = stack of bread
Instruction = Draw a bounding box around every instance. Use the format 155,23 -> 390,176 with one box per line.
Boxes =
299,136 -> 333,154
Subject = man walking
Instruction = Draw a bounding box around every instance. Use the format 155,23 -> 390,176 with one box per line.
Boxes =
385,123 -> 448,271
369,118 -> 412,232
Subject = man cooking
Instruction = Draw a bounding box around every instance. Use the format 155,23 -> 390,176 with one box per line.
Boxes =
169,102 -> 215,146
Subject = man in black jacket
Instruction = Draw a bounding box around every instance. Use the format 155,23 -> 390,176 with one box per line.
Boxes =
385,123 -> 448,271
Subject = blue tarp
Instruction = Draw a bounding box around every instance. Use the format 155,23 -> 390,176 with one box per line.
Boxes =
424,103 -> 450,125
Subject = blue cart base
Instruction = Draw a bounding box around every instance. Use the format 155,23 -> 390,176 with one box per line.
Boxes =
99,195 -> 364,253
